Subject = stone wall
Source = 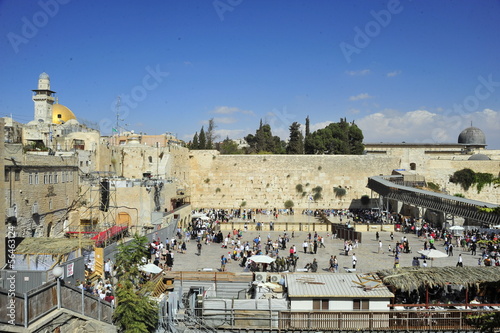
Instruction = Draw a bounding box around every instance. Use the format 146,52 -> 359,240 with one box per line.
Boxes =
188,151 -> 500,209
188,151 -> 402,209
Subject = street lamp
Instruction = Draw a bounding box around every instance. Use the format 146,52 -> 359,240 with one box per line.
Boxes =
53,266 -> 63,309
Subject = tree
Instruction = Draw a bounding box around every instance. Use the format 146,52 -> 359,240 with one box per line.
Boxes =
360,195 -> 370,206
245,122 -> 281,154
198,126 -> 206,150
190,132 -> 199,150
218,136 -> 242,154
286,122 -> 304,154
206,118 -> 218,150
113,234 -> 158,332
304,118 -> 364,155
305,116 -> 310,137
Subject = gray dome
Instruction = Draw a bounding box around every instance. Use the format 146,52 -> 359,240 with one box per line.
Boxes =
39,72 -> 49,80
458,127 -> 486,145
468,154 -> 490,161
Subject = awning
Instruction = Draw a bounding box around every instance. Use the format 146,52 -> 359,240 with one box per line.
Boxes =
91,225 -> 128,247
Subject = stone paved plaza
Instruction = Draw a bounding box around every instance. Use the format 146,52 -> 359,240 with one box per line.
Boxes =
168,214 -> 479,274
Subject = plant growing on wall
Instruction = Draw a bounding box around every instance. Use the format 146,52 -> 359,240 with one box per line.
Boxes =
360,195 -> 370,206
204,178 -> 210,184
284,200 -> 294,209
334,187 -> 347,198
215,187 -> 221,193
426,182 -> 440,191
312,186 -> 323,201
450,168 -> 496,193
240,201 -> 247,207
295,184 -> 303,193
454,193 -> 465,198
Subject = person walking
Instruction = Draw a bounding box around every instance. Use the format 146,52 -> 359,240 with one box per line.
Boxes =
352,253 -> 357,269
329,255 -> 335,272
197,242 -> 202,256
220,255 -> 228,272
378,240 -> 383,254
448,243 -> 454,256
303,240 -> 308,254
456,254 -> 463,267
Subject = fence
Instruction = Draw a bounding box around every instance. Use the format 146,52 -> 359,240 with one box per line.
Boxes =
180,308 -> 486,331
0,281 -> 113,327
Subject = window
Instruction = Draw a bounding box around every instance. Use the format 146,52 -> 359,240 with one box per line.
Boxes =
49,199 -> 53,210
15,170 -> 20,181
4,168 -> 9,182
410,162 -> 416,171
44,174 -> 48,184
353,299 -> 369,310
54,173 -> 58,184
313,299 -> 329,310
35,172 -> 39,184
148,156 -> 153,163
29,173 -> 33,184
49,174 -> 53,184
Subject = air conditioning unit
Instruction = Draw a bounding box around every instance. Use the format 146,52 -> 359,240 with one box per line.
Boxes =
255,272 -> 267,282
269,274 -> 281,283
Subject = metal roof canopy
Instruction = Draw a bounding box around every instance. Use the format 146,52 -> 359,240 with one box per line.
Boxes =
368,175 -> 500,225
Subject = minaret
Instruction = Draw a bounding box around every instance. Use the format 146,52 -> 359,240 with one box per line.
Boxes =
32,72 -> 56,123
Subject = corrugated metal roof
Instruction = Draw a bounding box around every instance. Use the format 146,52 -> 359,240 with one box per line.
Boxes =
286,273 -> 393,299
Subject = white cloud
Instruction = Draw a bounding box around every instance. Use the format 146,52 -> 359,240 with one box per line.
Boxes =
349,93 -> 373,101
213,117 -> 237,124
356,108 -> 500,148
386,70 -> 401,77
346,69 -> 371,76
212,106 -> 254,115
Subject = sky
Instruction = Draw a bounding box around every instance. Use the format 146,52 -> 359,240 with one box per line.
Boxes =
1,0 -> 499,148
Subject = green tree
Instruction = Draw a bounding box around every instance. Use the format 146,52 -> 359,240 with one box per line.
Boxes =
190,132 -> 199,150
360,195 -> 370,206
218,136 -> 242,154
449,168 -> 475,191
198,126 -> 206,150
305,116 -> 310,137
304,118 -> 364,155
286,122 -> 304,154
245,122 -> 283,154
113,234 -> 158,332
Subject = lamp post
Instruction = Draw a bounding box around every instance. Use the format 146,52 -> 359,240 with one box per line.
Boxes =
53,266 -> 63,310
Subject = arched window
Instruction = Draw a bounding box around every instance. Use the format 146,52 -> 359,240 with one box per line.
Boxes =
148,156 -> 153,163
410,163 -> 416,171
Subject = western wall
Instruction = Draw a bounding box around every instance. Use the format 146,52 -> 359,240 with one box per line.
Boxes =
187,150 -> 500,210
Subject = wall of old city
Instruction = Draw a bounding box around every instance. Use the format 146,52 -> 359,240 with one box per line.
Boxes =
188,151 -> 402,209
188,150 -> 500,209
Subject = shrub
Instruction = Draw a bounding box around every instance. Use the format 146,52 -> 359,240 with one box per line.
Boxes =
449,168 -> 475,191
427,182 -> 440,191
334,187 -> 347,198
360,195 -> 370,206
295,184 -> 303,193
284,200 -> 294,209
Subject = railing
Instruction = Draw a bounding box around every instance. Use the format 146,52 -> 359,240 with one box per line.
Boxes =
183,308 -> 488,331
0,281 -> 113,327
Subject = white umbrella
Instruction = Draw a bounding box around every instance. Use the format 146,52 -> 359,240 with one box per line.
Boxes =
139,263 -> 163,274
493,225 -> 500,229
417,249 -> 448,258
192,212 -> 207,218
449,226 -> 464,231
248,255 -> 275,264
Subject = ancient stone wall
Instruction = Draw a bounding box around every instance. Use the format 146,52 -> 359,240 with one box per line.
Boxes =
188,151 -> 500,209
188,151 -> 402,209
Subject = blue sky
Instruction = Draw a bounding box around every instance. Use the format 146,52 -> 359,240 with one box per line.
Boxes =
1,0 -> 499,148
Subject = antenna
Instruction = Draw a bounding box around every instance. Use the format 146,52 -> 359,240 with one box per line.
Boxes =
115,96 -> 121,135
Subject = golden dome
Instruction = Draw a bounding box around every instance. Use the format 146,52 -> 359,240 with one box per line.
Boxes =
52,104 -> 76,124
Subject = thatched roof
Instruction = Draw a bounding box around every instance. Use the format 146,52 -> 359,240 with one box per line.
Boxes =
15,237 -> 95,255
378,266 -> 500,291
